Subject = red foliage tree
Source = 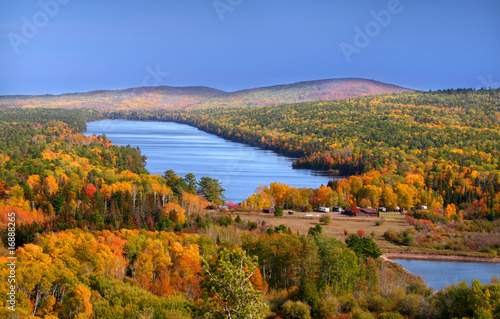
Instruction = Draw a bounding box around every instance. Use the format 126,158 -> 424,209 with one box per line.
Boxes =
350,202 -> 360,216
227,201 -> 240,211
85,183 -> 97,198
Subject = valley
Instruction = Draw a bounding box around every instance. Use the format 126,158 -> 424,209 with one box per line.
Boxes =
0,84 -> 499,318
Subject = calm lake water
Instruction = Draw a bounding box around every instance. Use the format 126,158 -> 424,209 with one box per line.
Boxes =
392,259 -> 500,290
84,120 -> 331,203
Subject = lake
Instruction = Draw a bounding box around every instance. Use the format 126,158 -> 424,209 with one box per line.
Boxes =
84,120 -> 331,203
392,258 -> 500,291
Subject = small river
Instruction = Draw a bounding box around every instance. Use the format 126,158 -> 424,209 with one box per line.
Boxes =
392,259 -> 500,291
84,120 -> 331,203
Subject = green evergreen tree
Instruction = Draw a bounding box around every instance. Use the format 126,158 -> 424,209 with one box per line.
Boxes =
195,248 -> 266,319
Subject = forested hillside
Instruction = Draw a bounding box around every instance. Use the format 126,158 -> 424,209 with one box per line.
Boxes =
0,78 -> 411,111
0,86 -> 225,111
190,78 -> 412,109
1,94 -> 500,318
116,89 -> 500,218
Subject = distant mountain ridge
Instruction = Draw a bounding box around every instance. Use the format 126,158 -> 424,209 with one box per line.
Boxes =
190,78 -> 412,109
0,78 -> 413,110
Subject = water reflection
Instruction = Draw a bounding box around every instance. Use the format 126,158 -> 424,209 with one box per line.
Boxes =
84,120 -> 332,202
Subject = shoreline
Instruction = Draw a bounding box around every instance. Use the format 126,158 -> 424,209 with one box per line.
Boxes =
382,253 -> 500,263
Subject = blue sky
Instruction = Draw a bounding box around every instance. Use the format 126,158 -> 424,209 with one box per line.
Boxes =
1,0 -> 499,95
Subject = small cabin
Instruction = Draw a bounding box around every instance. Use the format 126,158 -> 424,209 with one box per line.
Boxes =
361,207 -> 378,216
263,207 -> 274,214
342,207 -> 379,217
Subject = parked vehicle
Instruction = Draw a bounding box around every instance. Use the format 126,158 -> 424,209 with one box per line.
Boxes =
378,207 -> 387,212
318,206 -> 330,213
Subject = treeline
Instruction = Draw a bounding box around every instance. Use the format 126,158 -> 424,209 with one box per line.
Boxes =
107,89 -> 500,219
0,108 -> 102,132
239,177 -> 444,215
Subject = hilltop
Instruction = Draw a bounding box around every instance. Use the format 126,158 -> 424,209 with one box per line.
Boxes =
191,78 -> 412,109
0,86 -> 225,111
0,78 -> 412,111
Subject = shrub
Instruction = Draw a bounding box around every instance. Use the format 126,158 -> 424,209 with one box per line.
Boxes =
367,294 -> 393,313
351,308 -> 376,319
308,224 -> 323,236
338,294 -> 358,313
316,291 -> 339,318
218,215 -> 232,227
319,215 -> 332,225
378,312 -> 404,319
234,214 -> 242,224
408,209 -> 447,224
267,289 -> 292,314
397,293 -> 425,318
384,228 -> 415,246
384,230 -> 398,242
274,224 -> 288,234
274,206 -> 284,217
247,221 -> 257,230
402,231 -> 415,246
281,300 -> 311,319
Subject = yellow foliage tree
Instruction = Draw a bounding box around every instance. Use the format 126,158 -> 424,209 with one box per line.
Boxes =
182,191 -> 207,215
43,175 -> 59,197
270,182 -> 291,207
381,185 -> 398,210
445,203 -> 457,220
27,174 -> 41,192
314,185 -> 334,207
112,181 -> 132,194
64,285 -> 93,319
405,173 -> 426,189
162,202 -> 186,225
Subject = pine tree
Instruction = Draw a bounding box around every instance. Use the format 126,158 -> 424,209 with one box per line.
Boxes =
195,248 -> 266,318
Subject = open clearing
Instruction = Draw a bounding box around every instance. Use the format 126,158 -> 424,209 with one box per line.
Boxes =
234,211 -> 411,253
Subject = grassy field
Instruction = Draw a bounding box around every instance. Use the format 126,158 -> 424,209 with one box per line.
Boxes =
234,211 -> 411,253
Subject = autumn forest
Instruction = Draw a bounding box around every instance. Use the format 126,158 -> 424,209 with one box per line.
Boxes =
1,88 -> 500,318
